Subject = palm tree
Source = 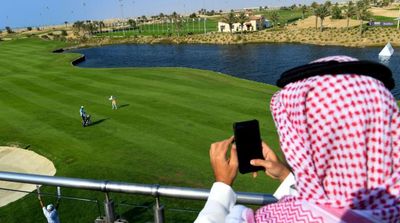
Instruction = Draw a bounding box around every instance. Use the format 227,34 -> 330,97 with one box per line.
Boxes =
324,1 -> 332,9
98,21 -> 105,33
343,1 -> 356,30
270,11 -> 280,28
311,2 -> 320,30
301,5 -> 308,19
5,26 -> 13,34
237,12 -> 248,34
356,0 -> 371,36
72,21 -> 84,35
175,18 -> 183,36
84,21 -> 96,36
331,3 -> 342,19
316,5 -> 330,32
128,19 -> 136,29
222,12 -> 237,33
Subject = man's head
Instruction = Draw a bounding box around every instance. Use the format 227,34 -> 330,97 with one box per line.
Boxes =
80,106 -> 84,109
46,204 -> 54,212
270,55 -> 400,221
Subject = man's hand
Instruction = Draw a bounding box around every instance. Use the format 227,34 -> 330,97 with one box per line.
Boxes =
250,142 -> 290,182
209,136 -> 238,186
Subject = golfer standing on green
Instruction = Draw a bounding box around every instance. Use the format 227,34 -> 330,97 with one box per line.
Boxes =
109,96 -> 118,110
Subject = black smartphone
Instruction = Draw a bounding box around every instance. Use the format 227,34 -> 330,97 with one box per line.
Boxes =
233,119 -> 264,174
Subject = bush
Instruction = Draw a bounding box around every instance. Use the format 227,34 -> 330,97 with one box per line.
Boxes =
27,27 -> 32,31
61,30 -> 68,36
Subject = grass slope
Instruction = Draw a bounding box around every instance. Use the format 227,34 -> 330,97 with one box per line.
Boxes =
0,38 -> 281,222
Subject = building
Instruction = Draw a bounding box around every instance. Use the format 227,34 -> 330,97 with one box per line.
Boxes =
218,15 -> 270,33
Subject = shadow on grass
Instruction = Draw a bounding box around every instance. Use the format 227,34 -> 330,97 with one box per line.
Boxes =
118,201 -> 153,222
90,118 -> 109,127
118,104 -> 130,109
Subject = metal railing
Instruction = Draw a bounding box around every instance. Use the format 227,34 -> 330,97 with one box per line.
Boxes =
0,171 -> 277,223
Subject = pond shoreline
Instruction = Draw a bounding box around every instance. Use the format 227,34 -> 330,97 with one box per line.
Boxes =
64,27 -> 400,50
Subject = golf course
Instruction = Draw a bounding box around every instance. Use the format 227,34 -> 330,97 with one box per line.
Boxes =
0,38 -> 282,222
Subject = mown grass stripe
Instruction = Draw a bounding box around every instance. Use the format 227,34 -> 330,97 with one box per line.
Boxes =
0,38 -> 281,222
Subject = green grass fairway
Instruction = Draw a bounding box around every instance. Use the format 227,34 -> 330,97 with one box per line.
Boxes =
96,19 -> 218,37
0,38 -> 282,222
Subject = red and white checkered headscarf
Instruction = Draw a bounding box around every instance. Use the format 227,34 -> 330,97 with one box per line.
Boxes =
257,56 -> 400,222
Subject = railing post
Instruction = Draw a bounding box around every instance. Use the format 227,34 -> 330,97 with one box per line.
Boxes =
104,193 -> 116,223
153,196 -> 165,223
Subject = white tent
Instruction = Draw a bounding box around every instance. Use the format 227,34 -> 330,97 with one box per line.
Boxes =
379,42 -> 394,57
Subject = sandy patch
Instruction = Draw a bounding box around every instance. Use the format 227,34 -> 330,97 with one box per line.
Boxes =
0,147 -> 56,207
289,15 -> 362,29
370,6 -> 400,18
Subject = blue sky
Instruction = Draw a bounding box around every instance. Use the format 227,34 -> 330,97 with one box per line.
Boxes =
1,0 -> 335,28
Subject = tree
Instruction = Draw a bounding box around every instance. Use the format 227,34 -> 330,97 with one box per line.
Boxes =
356,0 -> 372,36
175,18 -> 183,36
5,26 -> 13,34
189,13 -> 197,18
270,11 -> 280,28
311,1 -> 319,9
27,27 -> 32,31
301,5 -> 308,19
98,21 -> 105,33
237,12 -> 248,34
324,1 -> 332,8
343,1 -> 356,29
311,2 -> 320,30
222,12 -> 237,33
64,21 -> 68,28
83,21 -> 96,35
128,19 -> 136,28
73,21 -> 84,33
315,5 -> 330,32
331,3 -> 343,19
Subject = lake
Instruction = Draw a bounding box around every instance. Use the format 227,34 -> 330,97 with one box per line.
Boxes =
70,44 -> 400,99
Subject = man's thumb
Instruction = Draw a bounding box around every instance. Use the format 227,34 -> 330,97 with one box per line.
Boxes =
251,159 -> 267,167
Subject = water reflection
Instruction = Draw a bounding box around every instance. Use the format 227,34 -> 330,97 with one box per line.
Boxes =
379,55 -> 391,66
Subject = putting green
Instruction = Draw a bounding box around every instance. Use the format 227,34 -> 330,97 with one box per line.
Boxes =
0,38 -> 282,222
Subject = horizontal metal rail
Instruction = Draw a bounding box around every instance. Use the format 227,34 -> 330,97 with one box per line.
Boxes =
0,171 -> 277,205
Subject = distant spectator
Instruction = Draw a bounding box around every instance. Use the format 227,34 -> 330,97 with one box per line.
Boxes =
109,96 -> 118,110
38,194 -> 60,223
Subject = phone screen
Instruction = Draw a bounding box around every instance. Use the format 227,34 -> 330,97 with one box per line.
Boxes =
233,119 -> 264,174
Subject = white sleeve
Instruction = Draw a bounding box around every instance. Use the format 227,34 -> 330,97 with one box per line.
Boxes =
273,172 -> 298,199
194,182 -> 237,223
42,207 -> 50,218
